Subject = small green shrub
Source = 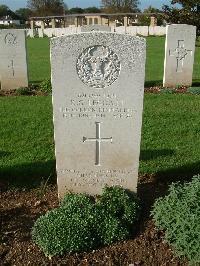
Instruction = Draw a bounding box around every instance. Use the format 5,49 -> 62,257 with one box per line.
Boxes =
32,186 -> 140,257
187,87 -> 200,95
32,193 -> 96,256
39,79 -> 52,94
16,87 -> 32,96
97,186 -> 140,225
152,175 -> 200,264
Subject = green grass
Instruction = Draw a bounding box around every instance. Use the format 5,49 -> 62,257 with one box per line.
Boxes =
27,38 -> 51,83
0,97 -> 55,187
0,94 -> 199,188
26,36 -> 200,86
140,94 -> 200,179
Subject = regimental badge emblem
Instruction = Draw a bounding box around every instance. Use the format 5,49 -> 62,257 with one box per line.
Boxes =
76,45 -> 121,89
4,33 -> 17,45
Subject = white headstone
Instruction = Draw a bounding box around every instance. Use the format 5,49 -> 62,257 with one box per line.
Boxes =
136,26 -> 149,37
115,26 -> 126,34
51,32 -> 146,197
163,24 -> 196,87
0,30 -> 28,90
38,28 -> 44,38
29,29 -> 35,38
81,25 -> 111,32
126,26 -> 137,36
44,28 -> 53,38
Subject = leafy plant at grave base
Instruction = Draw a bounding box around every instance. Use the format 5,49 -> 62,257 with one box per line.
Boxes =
32,186 -> 140,257
152,175 -> 200,265
160,88 -> 176,94
15,87 -> 33,96
39,78 -> 52,94
187,87 -> 200,95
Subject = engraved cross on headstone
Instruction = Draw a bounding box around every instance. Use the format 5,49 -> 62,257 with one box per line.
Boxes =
169,40 -> 192,73
83,122 -> 112,166
8,59 -> 15,77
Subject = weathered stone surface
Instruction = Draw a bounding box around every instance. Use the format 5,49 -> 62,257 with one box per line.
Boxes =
163,24 -> 196,87
51,32 -> 146,197
81,25 -> 111,32
0,29 -> 28,90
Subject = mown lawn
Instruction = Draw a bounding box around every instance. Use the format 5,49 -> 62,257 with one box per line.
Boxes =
26,36 -> 200,86
0,94 -> 199,188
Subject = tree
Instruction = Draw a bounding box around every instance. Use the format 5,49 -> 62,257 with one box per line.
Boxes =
101,0 -> 140,13
15,8 -> 32,21
142,5 -> 164,26
0,5 -> 19,19
143,5 -> 161,14
0,5 -> 9,17
84,7 -> 102,13
163,0 -> 200,34
67,7 -> 84,14
27,0 -> 65,16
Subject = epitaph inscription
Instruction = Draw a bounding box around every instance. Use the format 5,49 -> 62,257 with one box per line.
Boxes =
51,32 -> 146,197
77,45 -> 121,89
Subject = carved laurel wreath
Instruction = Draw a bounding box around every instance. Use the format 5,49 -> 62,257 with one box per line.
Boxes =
76,45 -> 121,89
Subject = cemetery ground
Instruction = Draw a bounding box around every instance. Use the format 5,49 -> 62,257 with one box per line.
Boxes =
0,36 -> 200,265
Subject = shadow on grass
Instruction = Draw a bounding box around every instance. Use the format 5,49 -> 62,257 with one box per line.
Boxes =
145,80 -> 163,88
0,160 -> 56,189
29,80 -> 43,85
140,149 -> 174,161
192,80 -> 200,87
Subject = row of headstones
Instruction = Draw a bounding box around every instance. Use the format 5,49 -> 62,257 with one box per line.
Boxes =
27,25 -> 166,38
0,24 -> 196,92
0,24 -> 196,196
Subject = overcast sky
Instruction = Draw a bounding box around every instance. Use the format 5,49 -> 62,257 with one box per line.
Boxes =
0,0 -> 171,11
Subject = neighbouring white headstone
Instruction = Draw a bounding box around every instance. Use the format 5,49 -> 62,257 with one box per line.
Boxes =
38,28 -> 44,38
149,26 -> 166,36
0,29 -> 28,90
44,28 -> 53,38
29,29 -> 35,38
163,24 -> 196,87
137,26 -> 149,37
115,26 -> 126,34
81,25 -> 111,32
51,32 -> 146,197
126,26 -> 137,36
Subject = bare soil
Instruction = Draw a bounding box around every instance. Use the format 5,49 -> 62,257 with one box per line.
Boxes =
0,175 -> 188,266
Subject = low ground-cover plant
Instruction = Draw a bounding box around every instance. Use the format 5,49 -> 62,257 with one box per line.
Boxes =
32,186 -> 140,257
16,87 -> 33,96
152,175 -> 200,264
39,78 -> 52,94
187,87 -> 200,95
